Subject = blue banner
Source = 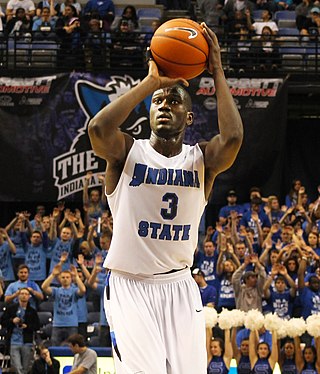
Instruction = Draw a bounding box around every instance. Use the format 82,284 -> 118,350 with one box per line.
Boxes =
0,72 -> 287,204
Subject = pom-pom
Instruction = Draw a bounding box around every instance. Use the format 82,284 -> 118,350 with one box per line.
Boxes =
203,307 -> 218,328
286,318 -> 306,338
264,313 -> 282,332
277,319 -> 289,339
244,309 -> 265,331
218,309 -> 233,330
306,314 -> 320,337
228,309 -> 246,327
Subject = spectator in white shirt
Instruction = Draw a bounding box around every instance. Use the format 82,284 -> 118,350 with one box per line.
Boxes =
246,9 -> 279,36
6,0 -> 35,21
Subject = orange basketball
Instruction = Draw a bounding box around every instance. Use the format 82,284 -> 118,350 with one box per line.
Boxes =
150,18 -> 209,80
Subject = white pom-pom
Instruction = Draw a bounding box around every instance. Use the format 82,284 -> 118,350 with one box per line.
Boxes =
264,313 -> 282,332
218,309 -> 233,330
286,318 -> 306,338
306,314 -> 320,337
228,309 -> 246,327
244,309 -> 264,331
203,307 -> 218,328
277,319 -> 289,339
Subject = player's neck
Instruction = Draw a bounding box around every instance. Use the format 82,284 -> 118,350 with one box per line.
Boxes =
149,132 -> 184,158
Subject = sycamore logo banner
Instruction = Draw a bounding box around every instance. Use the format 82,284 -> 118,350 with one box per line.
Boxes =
53,75 -> 151,200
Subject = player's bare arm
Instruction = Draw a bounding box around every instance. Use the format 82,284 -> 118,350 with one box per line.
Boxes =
88,61 -> 188,193
201,24 -> 243,199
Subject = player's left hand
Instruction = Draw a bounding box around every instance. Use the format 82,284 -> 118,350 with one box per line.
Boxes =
147,51 -> 189,88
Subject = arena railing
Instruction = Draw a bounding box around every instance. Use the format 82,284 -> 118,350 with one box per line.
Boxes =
0,31 -> 318,75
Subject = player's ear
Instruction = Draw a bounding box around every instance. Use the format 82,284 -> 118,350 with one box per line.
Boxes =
186,111 -> 194,126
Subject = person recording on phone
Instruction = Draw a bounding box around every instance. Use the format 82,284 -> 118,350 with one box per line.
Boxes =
0,288 -> 40,374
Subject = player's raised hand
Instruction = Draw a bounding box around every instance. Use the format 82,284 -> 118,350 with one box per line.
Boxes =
201,23 -> 222,75
147,54 -> 189,89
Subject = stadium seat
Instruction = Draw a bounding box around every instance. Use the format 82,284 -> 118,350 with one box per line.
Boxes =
137,7 -> 162,19
87,312 -> 100,325
0,301 -> 6,312
252,10 -> 264,22
139,16 -> 160,28
140,25 -> 153,33
114,7 -> 124,17
87,336 -> 100,347
38,301 -> 54,313
274,11 -> 297,28
86,301 -> 95,313
278,27 -> 300,36
279,47 -> 306,70
0,42 -> 6,67
31,41 -> 57,68
37,311 -> 53,327
8,40 -> 32,68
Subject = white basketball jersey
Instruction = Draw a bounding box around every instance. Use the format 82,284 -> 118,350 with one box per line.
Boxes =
104,139 -> 207,275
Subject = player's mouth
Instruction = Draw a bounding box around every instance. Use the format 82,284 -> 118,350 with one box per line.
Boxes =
157,115 -> 171,122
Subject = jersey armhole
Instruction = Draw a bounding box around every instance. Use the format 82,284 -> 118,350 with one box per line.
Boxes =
106,138 -> 137,199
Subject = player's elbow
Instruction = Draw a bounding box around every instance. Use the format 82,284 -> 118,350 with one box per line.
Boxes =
228,126 -> 243,148
88,118 -> 102,143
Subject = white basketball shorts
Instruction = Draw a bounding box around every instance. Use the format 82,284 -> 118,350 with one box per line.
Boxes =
104,268 -> 206,374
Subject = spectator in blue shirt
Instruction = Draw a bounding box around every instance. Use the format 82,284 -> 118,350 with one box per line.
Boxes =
263,264 -> 296,319
240,197 -> 271,243
298,256 -> 320,319
194,240 -> 219,291
192,268 -> 217,308
41,259 -> 86,346
0,227 -> 17,285
216,243 -> 240,312
83,0 -> 114,31
218,190 -> 244,225
5,264 -> 44,310
20,218 -> 49,283
49,209 -> 77,281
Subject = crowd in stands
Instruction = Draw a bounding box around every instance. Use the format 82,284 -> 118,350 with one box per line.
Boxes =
0,171 -> 320,371
193,181 -> 320,373
0,0 -> 319,71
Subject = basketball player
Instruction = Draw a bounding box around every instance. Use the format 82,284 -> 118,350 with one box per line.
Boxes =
88,24 -> 243,374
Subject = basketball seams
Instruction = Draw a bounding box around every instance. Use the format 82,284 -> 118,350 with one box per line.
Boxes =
151,35 -> 208,59
151,49 -> 206,67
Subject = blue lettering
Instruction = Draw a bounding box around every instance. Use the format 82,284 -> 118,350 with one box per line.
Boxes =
138,221 -> 148,237
157,169 -> 167,185
183,170 -> 194,187
150,222 -> 161,238
129,163 -> 200,188
129,163 -> 147,186
172,225 -> 183,240
145,168 -> 159,184
182,225 -> 191,240
173,169 -> 183,186
137,221 -> 191,241
159,224 -> 172,240
167,169 -> 174,185
194,170 -> 200,188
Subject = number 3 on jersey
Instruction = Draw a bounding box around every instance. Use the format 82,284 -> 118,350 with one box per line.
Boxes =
161,193 -> 178,220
